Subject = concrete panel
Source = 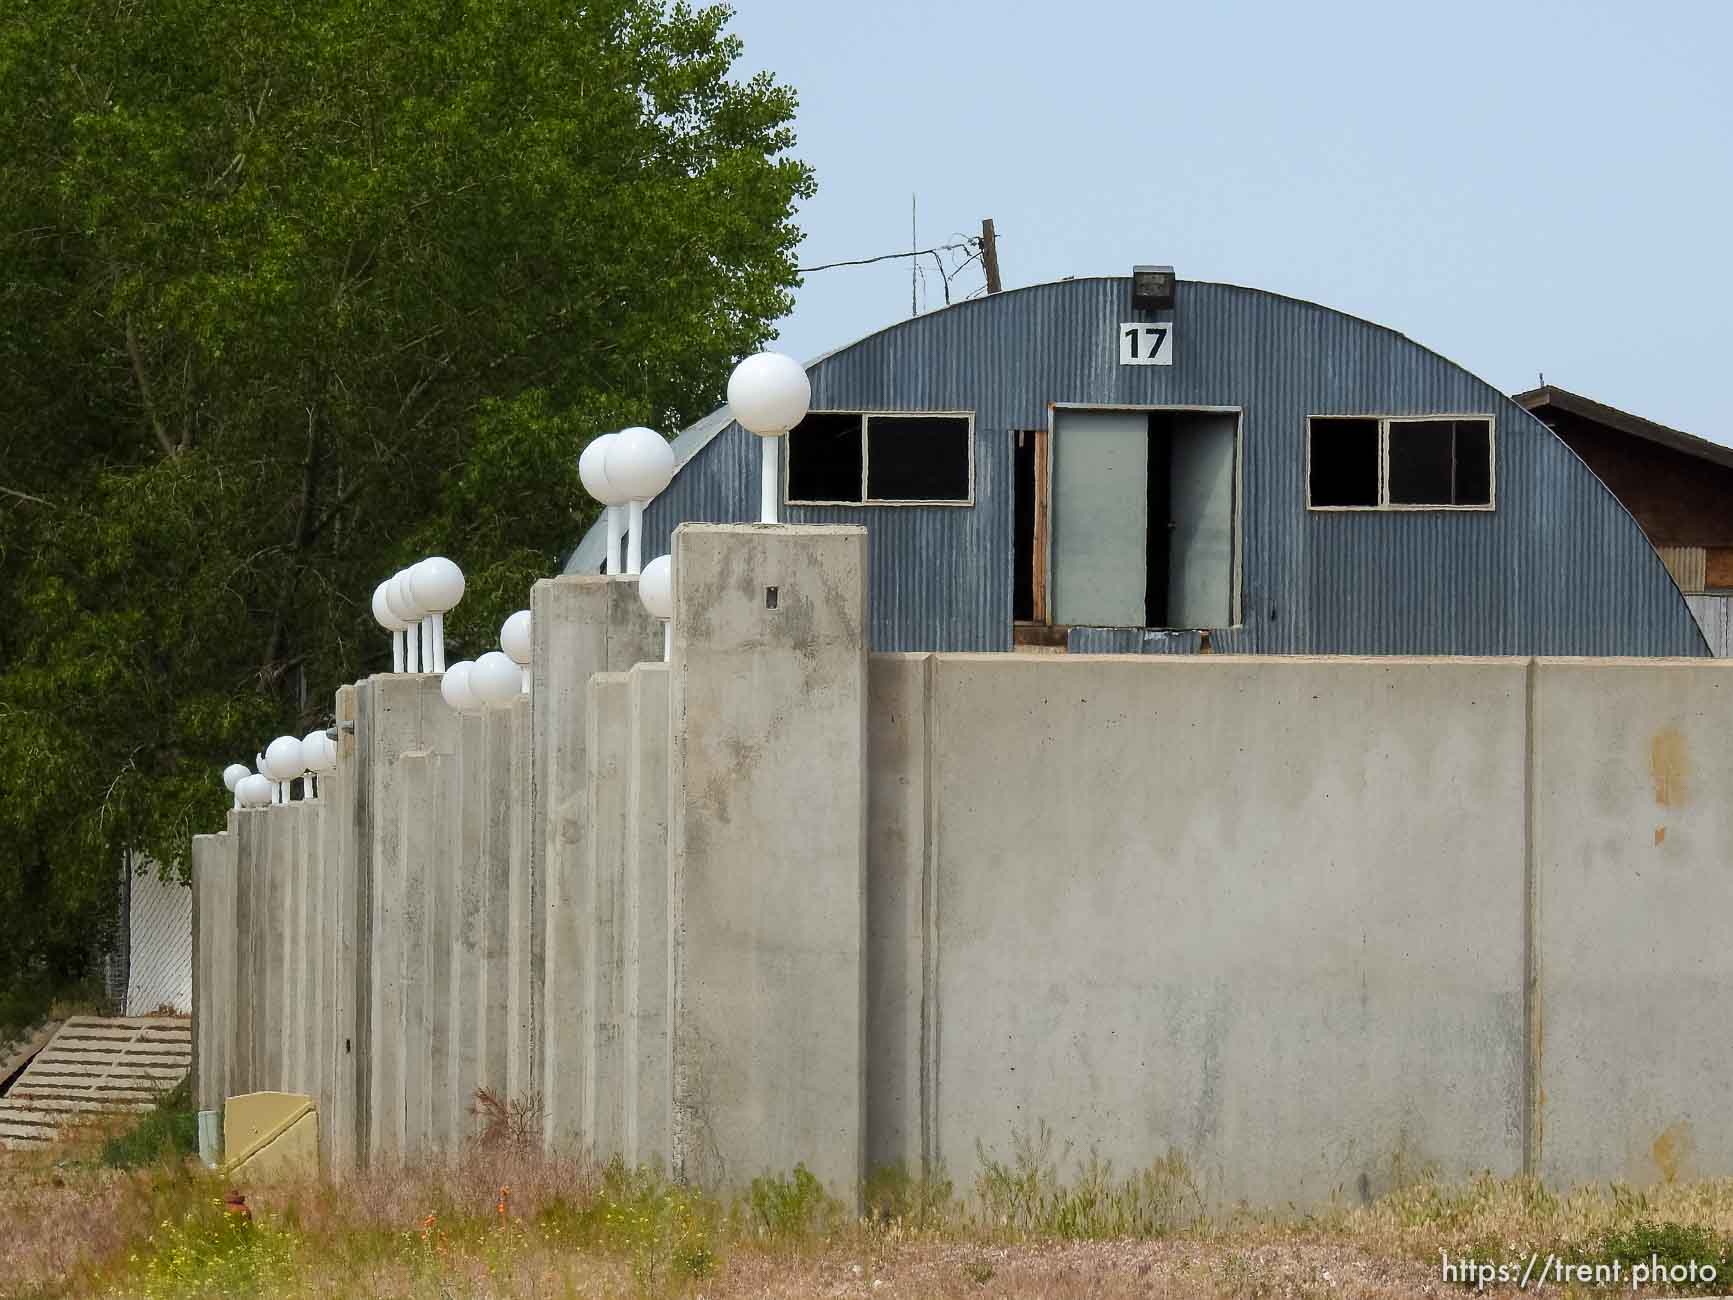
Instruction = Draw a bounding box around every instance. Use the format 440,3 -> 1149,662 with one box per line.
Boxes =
327,685 -> 361,1172
1532,659 -> 1733,1187
262,807 -> 293,1092
191,833 -> 223,1112
450,710 -> 486,1140
668,524 -> 869,1197
400,751 -> 438,1154
426,748 -> 461,1150
924,655 -> 1529,1206
585,673 -> 632,1158
625,663 -> 670,1169
286,803 -> 310,1097
490,703 -> 521,1101
532,576 -> 662,1148
362,674 -> 448,1165
864,654 -> 931,1177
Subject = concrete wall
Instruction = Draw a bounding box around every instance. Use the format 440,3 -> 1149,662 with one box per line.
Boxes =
667,524 -> 869,1197
192,525 -> 1733,1207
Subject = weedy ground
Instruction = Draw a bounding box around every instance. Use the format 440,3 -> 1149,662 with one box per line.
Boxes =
6,1114 -> 1733,1300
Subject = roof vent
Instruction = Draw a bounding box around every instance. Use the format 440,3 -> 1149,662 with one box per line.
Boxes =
1131,265 -> 1175,311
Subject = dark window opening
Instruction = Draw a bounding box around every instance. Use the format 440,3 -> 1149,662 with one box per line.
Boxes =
1145,413 -> 1174,627
1014,431 -> 1036,621
786,412 -> 863,502
866,415 -> 971,501
1389,419 -> 1491,506
1309,418 -> 1380,506
1451,420 -> 1492,505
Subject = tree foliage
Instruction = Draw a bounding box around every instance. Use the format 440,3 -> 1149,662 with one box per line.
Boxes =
0,0 -> 812,988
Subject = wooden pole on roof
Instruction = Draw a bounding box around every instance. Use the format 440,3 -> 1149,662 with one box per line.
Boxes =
980,218 -> 1002,294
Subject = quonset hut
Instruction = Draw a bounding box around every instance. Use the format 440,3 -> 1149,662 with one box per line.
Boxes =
566,274 -> 1709,657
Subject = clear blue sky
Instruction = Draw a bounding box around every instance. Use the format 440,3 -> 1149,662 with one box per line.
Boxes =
724,0 -> 1732,446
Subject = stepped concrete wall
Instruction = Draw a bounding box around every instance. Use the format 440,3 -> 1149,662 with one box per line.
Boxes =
192,526 -> 1733,1202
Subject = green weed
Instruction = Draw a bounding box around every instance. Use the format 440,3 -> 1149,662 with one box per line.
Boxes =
974,1121 -> 1202,1239
1588,1219 -> 1733,1294
863,1161 -> 954,1227
535,1159 -> 716,1291
101,1079 -> 198,1169
743,1162 -> 844,1240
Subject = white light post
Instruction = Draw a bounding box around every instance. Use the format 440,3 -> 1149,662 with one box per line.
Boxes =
470,651 -> 522,708
579,433 -> 629,573
372,580 -> 410,672
440,660 -> 482,713
604,426 -> 675,574
387,571 -> 426,673
262,734 -> 304,805
301,729 -> 336,799
639,554 -> 673,661
500,610 -> 532,694
409,557 -> 465,673
237,773 -> 275,808
727,352 -> 811,523
222,763 -> 250,810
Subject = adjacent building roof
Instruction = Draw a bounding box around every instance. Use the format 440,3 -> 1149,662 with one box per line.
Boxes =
1513,385 -> 1733,474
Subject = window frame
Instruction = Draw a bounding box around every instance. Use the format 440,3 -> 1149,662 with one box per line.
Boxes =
782,409 -> 976,508
1306,414 -> 1497,512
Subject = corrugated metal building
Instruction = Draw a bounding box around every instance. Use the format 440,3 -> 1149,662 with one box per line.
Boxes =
568,276 -> 1709,657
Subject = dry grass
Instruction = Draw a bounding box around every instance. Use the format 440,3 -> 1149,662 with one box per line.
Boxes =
6,1138 -> 1733,1300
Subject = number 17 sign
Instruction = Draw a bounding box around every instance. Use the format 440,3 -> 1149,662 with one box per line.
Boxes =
1118,323 -> 1173,366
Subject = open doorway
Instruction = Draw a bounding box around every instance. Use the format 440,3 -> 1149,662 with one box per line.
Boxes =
1017,407 -> 1238,632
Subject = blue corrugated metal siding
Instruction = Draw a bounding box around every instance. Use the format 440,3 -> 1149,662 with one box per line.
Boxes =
568,278 -> 1708,657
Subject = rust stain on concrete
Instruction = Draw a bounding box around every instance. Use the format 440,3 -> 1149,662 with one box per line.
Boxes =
1649,728 -> 1689,807
1654,825 -> 1666,846
1652,1122 -> 1693,1183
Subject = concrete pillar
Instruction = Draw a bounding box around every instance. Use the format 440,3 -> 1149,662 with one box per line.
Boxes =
326,685 -> 361,1172
584,672 -> 632,1158
262,805 -> 292,1090
489,704 -> 521,1102
232,810 -> 262,1099
286,802 -> 309,1096
315,686 -> 358,1170
400,750 -> 440,1154
668,524 -> 869,1198
428,748 -> 462,1149
502,703 -> 526,1109
624,663 -> 670,1169
191,831 -> 228,1114
532,576 -> 662,1149
222,810 -> 245,1103
450,710 -> 487,1139
361,674 -> 456,1166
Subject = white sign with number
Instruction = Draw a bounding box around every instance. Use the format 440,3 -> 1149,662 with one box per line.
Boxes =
1118,322 -> 1173,366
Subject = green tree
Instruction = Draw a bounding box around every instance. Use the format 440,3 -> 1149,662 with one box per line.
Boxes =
0,0 -> 812,999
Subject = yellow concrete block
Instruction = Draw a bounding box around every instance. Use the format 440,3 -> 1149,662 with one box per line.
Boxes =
223,1091 -> 318,1179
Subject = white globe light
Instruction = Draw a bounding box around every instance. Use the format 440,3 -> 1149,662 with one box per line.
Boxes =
222,763 -> 250,792
262,735 -> 305,781
470,651 -> 522,707
500,610 -> 532,666
386,570 -> 424,624
301,730 -> 336,773
372,580 -> 409,633
237,773 -> 275,808
638,555 -> 672,621
410,556 -> 465,612
727,352 -> 811,437
578,433 -> 629,505
440,660 -> 481,712
604,426 -> 676,501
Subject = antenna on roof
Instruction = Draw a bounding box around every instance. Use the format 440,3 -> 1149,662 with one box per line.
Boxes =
910,194 -> 917,317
